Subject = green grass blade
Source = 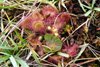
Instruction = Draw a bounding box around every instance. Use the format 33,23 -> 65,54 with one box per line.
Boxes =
31,49 -> 42,67
84,10 -> 92,16
0,40 -> 7,46
15,44 -> 26,57
0,52 -> 10,56
0,46 -> 14,50
32,51 -> 40,63
78,0 -> 86,12
16,57 -> 29,67
0,1 -> 34,9
0,0 -> 57,10
82,4 -> 92,9
14,30 -> 24,42
57,52 -> 69,58
32,50 -> 39,57
8,37 -> 18,51
10,55 -> 18,67
92,0 -> 95,8
3,49 -> 12,55
94,7 -> 100,11
41,53 -> 54,60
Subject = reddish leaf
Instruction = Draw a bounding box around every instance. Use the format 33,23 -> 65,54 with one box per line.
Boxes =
60,13 -> 70,24
32,9 -> 44,20
61,44 -> 78,57
42,5 -> 58,18
32,20 -> 46,33
97,28 -> 100,30
21,16 -> 34,30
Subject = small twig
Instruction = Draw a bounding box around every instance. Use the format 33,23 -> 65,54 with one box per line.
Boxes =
88,46 -> 100,62
40,59 -> 59,67
65,57 -> 100,67
77,58 -> 100,65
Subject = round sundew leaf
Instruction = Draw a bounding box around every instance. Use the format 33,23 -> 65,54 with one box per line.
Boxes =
32,9 -> 44,20
42,5 -> 57,18
60,13 -> 70,24
22,16 -> 34,30
44,33 -> 62,52
32,20 -> 46,33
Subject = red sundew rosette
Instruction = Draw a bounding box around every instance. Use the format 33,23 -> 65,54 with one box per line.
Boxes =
60,44 -> 78,57
42,5 -> 58,18
21,16 -> 34,30
32,20 -> 46,33
32,9 -> 44,20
